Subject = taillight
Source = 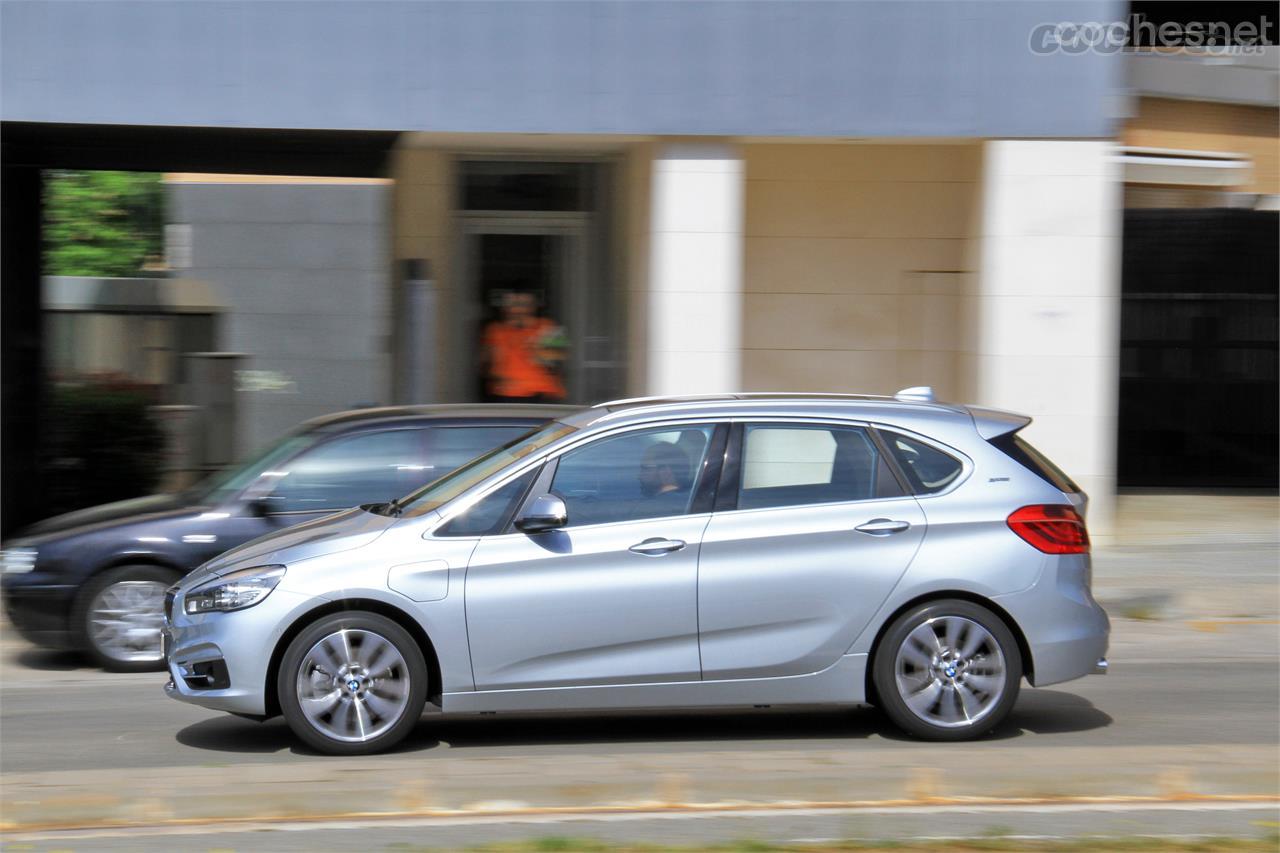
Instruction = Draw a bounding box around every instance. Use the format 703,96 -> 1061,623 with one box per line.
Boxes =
1007,504 -> 1090,554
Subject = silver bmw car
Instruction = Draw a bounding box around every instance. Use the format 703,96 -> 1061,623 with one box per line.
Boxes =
164,392 -> 1109,754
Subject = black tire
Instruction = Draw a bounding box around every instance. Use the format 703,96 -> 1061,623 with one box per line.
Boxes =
278,611 -> 428,756
75,565 -> 177,673
872,599 -> 1022,741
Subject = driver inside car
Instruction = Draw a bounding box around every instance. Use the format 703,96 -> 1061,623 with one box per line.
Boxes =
632,442 -> 693,519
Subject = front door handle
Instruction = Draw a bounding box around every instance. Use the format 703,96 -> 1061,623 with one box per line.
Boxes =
629,537 -> 686,556
855,518 -> 911,536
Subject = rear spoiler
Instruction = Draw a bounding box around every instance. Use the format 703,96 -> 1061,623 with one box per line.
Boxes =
965,405 -> 1032,440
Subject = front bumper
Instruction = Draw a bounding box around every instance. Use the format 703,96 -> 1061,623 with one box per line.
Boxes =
164,586 -> 317,716
993,553 -> 1110,688
1,574 -> 78,650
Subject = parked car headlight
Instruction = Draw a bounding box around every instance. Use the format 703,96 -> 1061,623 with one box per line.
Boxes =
184,565 -> 286,615
1,547 -> 38,574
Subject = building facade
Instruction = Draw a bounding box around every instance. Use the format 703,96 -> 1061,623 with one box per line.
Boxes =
4,1 -> 1276,535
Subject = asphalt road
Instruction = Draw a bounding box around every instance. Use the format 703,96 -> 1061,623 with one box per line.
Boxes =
2,535 -> 1277,849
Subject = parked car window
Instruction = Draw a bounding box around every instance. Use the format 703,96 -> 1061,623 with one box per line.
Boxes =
738,424 -> 899,510
550,425 -> 715,526
426,426 -> 533,477
399,422 -> 577,518
261,429 -> 426,513
883,431 -> 964,494
436,468 -> 539,537
188,433 -> 313,504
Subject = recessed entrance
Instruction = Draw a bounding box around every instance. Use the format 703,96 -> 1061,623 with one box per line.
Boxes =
456,160 -> 622,405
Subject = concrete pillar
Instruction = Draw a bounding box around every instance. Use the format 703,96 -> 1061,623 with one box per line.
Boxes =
974,141 -> 1122,534
647,143 -> 744,395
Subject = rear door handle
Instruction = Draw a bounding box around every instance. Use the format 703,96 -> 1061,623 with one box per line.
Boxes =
629,537 -> 686,556
854,518 -> 911,536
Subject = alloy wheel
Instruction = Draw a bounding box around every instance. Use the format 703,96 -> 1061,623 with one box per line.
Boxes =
893,615 -> 1007,729
87,580 -> 168,664
295,628 -> 413,743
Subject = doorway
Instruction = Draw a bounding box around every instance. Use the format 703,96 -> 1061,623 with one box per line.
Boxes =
460,216 -> 588,402
455,159 -> 623,405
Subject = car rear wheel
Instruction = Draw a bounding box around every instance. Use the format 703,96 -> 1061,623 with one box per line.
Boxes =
279,612 -> 428,755
872,599 -> 1022,740
77,565 -> 176,672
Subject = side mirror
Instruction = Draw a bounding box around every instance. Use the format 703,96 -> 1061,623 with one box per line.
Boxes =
245,497 -> 272,518
514,494 -> 567,533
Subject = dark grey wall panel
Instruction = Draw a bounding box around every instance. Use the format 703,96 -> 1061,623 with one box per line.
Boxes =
2,1 -> 1123,137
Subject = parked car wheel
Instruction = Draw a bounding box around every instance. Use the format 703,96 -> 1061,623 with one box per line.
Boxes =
76,565 -> 176,672
872,599 -> 1021,741
279,612 -> 428,755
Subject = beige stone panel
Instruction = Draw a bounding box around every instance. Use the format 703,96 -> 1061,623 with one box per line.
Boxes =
977,294 -> 1118,359
982,235 -> 1118,298
745,238 -> 969,296
744,293 -> 900,352
870,181 -> 978,239
395,184 -> 449,238
895,350 -> 961,400
746,143 -> 982,183
973,353 -> 1118,422
392,147 -> 450,187
742,348 -> 900,394
745,180 -> 876,238
898,293 -> 962,352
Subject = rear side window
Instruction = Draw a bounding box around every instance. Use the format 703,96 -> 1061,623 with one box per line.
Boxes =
989,433 -> 1080,494
882,432 -> 964,495
738,424 -> 903,510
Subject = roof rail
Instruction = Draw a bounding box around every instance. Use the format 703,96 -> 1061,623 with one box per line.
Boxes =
591,393 -> 736,409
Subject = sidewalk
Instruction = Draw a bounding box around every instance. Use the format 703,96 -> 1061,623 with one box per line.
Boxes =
1092,493 -> 1279,621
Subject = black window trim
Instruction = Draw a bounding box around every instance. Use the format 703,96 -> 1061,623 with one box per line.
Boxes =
719,419 -> 912,514
506,420 -> 726,533
871,424 -> 971,498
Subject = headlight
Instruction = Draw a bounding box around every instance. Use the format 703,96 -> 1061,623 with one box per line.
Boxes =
1,548 -> 37,574
183,565 -> 285,615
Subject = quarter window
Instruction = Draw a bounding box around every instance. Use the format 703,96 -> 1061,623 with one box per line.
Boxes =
738,424 -> 901,510
550,425 -> 715,526
883,432 -> 964,494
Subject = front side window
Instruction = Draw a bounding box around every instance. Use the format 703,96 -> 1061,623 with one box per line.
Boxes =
260,429 -> 425,513
436,468 -> 539,537
550,425 -> 715,526
738,424 -> 901,510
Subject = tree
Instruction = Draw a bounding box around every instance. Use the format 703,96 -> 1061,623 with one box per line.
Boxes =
43,170 -> 165,277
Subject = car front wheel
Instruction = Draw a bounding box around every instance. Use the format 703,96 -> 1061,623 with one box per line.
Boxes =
278,612 -> 428,755
872,599 -> 1022,740
77,565 -> 175,672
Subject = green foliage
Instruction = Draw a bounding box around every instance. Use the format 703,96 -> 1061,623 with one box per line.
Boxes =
45,380 -> 165,516
43,170 -> 165,277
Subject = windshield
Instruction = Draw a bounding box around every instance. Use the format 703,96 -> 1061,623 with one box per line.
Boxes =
185,433 -> 314,504
398,421 -> 577,517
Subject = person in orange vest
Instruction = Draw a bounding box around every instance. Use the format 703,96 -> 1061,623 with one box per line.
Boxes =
481,290 -> 567,403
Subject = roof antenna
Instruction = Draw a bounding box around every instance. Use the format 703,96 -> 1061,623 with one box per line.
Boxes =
895,386 -> 935,403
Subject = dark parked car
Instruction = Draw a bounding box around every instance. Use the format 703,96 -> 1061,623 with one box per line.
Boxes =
1,404 -> 573,671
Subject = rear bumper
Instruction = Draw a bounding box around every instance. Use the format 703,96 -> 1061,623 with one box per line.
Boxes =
1,576 -> 77,650
993,553 -> 1110,688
